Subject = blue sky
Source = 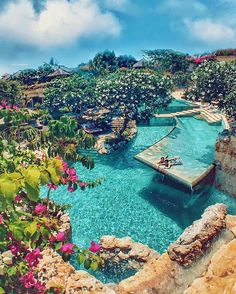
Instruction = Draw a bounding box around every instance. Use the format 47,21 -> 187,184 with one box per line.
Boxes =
0,0 -> 236,74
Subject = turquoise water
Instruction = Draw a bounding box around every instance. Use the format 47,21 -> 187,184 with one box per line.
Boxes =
141,117 -> 224,182
159,99 -> 198,114
47,115 -> 236,282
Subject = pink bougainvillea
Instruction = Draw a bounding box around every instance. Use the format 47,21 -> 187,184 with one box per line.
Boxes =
34,203 -> 47,215
0,215 -> 3,224
20,271 -> 45,291
60,243 -> 74,254
80,182 -> 87,188
68,186 -> 74,193
56,232 -> 65,242
47,183 -> 57,190
88,241 -> 101,253
25,248 -> 42,268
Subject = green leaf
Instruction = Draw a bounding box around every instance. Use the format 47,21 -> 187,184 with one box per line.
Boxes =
0,287 -> 5,294
23,168 -> 40,201
90,261 -> 98,271
9,225 -> 24,241
76,253 -> 86,265
54,242 -> 62,251
25,221 -> 37,236
7,266 -> 17,277
84,259 -> 91,270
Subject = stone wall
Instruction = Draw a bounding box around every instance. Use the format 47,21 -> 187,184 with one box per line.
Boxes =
214,129 -> 236,197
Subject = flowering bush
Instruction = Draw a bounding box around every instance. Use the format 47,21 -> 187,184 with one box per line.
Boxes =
0,156 -> 103,293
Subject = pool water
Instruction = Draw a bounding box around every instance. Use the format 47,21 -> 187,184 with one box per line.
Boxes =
159,99 -> 198,114
48,116 -> 236,283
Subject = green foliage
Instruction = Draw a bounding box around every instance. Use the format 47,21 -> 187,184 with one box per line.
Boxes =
89,50 -> 118,75
143,49 -> 190,73
96,69 -> 172,126
44,73 -> 96,115
172,71 -> 191,89
0,80 -> 22,106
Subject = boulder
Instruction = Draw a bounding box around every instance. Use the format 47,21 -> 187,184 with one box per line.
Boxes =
168,204 -> 227,266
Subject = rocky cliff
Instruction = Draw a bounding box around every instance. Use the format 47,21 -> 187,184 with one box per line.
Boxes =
214,129 -> 236,197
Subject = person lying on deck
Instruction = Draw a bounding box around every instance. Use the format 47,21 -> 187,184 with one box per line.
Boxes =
157,156 -> 168,166
164,157 -> 183,169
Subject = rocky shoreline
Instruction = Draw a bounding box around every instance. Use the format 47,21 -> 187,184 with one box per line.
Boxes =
36,203 -> 236,293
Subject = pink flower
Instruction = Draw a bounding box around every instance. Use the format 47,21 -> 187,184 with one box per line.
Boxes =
25,248 -> 42,268
12,105 -> 20,111
0,106 -> 3,110
56,232 -> 65,242
60,243 -> 74,254
61,161 -> 68,172
49,235 -> 56,243
20,271 -> 37,289
1,100 -> 6,107
15,194 -> 23,203
0,215 -> 3,225
34,203 -> 47,215
5,105 -> 11,110
70,175 -> 78,183
47,183 -> 57,190
9,242 -> 22,255
80,182 -> 87,188
68,185 -> 74,193
88,241 -> 101,253
66,168 -> 76,176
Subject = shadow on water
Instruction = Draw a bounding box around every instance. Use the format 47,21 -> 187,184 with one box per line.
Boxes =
139,172 -> 216,229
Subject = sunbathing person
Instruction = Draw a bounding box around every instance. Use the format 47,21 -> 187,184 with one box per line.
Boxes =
164,159 -> 172,169
157,156 -> 168,166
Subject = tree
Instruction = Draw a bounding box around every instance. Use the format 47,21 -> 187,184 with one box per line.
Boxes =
143,49 -> 190,73
89,50 -> 118,75
44,74 -> 96,116
0,80 -> 22,106
185,61 -> 231,102
95,69 -> 172,134
117,55 -> 137,68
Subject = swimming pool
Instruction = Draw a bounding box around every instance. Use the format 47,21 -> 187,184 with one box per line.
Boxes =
47,115 -> 236,282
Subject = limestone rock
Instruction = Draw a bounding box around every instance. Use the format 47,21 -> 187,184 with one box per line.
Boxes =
37,249 -> 114,293
168,203 -> 227,266
214,130 -> 236,197
184,239 -> 236,294
99,236 -> 160,270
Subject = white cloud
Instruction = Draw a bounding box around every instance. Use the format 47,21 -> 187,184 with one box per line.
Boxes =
184,18 -> 235,43
0,0 -> 121,48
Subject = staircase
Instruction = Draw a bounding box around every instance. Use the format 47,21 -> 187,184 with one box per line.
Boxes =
199,109 -> 222,125
156,108 -> 222,125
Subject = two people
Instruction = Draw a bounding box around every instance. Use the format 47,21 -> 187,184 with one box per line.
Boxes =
157,156 -> 182,169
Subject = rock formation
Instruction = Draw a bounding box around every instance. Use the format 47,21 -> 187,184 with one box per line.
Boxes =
168,203 -> 227,266
37,204 -> 236,294
215,129 -> 236,197
99,236 -> 160,270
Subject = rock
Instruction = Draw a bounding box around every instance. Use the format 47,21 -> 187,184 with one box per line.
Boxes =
215,131 -> 236,197
226,215 -> 236,237
168,204 -> 227,267
99,236 -> 160,271
117,228 -> 234,294
184,239 -> 236,294
59,212 -> 72,240
37,249 -> 115,293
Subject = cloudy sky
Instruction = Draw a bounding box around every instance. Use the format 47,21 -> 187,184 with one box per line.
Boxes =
0,0 -> 236,74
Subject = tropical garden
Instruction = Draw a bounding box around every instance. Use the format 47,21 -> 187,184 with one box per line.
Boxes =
0,48 -> 236,293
